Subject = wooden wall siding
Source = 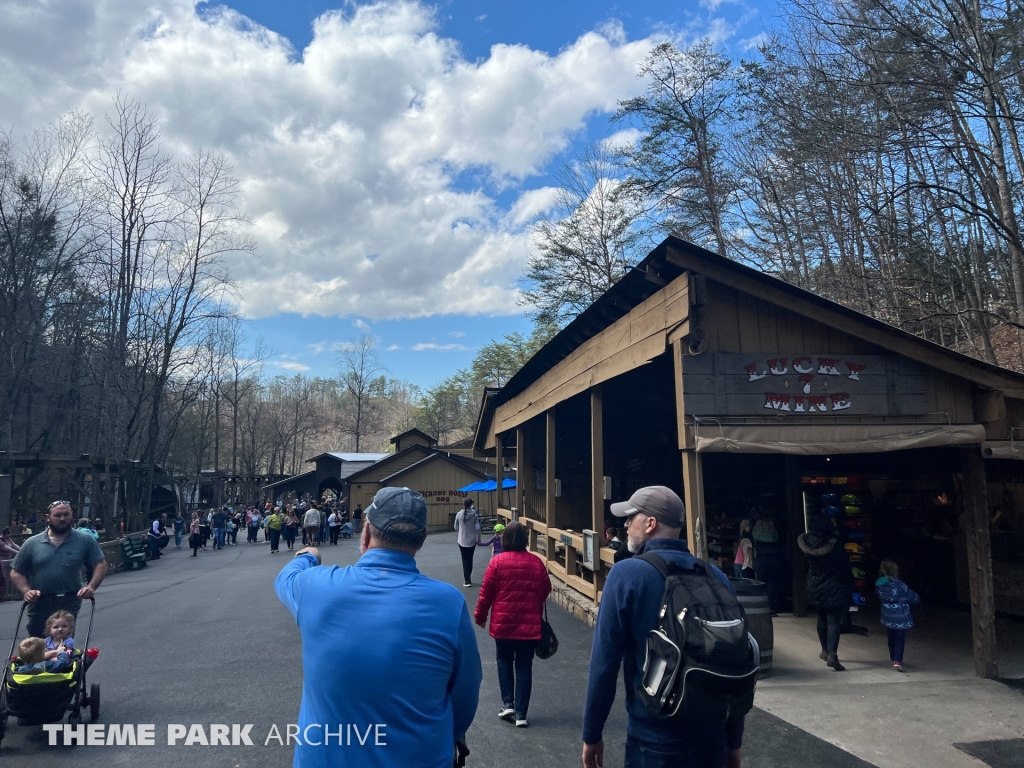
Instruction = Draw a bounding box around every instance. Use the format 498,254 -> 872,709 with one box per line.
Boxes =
667,244 -> 1024,397
349,447 -> 433,485
350,482 -> 382,515
695,280 -> 978,423
387,460 -> 482,529
494,273 -> 689,434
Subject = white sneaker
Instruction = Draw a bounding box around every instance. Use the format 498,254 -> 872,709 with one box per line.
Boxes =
463,582 -> 471,587
515,717 -> 528,728
498,707 -> 515,720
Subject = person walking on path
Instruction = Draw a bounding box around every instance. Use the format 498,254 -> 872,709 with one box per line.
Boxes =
473,521 -> 551,728
283,508 -> 300,551
173,512 -> 185,548
352,504 -> 363,533
248,508 -> 261,544
798,518 -> 854,672
875,559 -> 921,672
147,517 -> 163,560
582,486 -> 744,768
10,501 -> 108,638
478,523 -> 506,557
454,498 -> 481,587
275,487 -> 481,768
267,507 -> 284,554
212,507 -> 228,550
188,513 -> 202,557
302,505 -> 321,549
328,508 -> 342,545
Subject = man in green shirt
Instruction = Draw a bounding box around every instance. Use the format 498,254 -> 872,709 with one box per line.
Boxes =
10,501 -> 107,638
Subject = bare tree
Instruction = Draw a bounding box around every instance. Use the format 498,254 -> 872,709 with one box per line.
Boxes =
337,335 -> 386,452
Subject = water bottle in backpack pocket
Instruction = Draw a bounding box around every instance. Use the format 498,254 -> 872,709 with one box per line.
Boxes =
636,553 -> 759,728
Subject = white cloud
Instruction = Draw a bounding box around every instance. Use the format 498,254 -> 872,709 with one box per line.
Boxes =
276,361 -> 311,372
600,128 -> 643,151
411,342 -> 471,351
0,0 -> 665,320
386,344 -> 402,351
741,32 -> 769,51
352,319 -> 371,331
447,330 -> 466,337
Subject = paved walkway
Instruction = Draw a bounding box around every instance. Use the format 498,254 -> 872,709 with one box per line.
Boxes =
0,532 -> 1018,766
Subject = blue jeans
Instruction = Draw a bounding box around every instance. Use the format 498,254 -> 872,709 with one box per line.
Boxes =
887,628 -> 907,663
213,527 -> 225,549
624,734 -> 727,768
174,529 -> 183,547
495,639 -> 536,717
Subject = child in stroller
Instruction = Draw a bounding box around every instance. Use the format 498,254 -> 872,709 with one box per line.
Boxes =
13,638 -> 71,674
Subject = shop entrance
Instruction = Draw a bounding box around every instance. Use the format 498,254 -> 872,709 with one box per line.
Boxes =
703,448 -> 969,615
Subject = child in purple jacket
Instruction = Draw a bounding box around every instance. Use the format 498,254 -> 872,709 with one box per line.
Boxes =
478,523 -> 506,557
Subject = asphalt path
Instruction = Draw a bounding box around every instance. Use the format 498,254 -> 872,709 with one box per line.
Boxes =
0,532 -> 878,767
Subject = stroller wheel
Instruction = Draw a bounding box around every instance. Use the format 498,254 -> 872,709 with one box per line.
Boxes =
90,684 -> 100,722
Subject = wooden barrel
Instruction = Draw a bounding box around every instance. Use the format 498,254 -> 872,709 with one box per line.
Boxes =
731,577 -> 774,676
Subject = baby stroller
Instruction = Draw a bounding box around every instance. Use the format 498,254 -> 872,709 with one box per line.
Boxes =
0,596 -> 99,744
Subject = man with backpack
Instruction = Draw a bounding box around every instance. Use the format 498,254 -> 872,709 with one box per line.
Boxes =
582,486 -> 751,768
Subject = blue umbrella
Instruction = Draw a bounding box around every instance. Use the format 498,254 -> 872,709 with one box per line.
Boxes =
457,481 -> 487,492
501,478 -> 517,489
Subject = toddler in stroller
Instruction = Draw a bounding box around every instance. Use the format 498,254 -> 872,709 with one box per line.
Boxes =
14,638 -> 71,674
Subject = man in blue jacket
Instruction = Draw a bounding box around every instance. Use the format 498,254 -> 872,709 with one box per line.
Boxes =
582,486 -> 743,768
276,487 -> 481,768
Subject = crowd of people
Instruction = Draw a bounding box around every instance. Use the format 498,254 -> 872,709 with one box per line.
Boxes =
0,485 -> 929,768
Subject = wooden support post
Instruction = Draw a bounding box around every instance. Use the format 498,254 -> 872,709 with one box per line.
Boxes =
673,337 -> 706,558
962,448 -> 999,679
784,455 -> 807,616
681,451 -> 706,560
495,436 -> 503,516
591,386 -> 606,594
546,409 -> 556,564
516,425 -> 528,519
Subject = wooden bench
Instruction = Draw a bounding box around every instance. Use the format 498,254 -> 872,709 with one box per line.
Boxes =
119,536 -> 148,569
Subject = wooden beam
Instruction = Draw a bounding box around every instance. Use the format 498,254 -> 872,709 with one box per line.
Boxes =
962,448 -> 999,679
516,424 -> 528,518
784,455 -> 808,616
664,244 -> 1024,397
494,273 -> 689,434
494,436 -> 503,519
591,386 -> 606,593
681,450 -> 706,560
546,409 -> 556,564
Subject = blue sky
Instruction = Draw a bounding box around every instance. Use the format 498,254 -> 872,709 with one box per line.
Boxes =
230,0 -> 774,386
0,0 -> 774,389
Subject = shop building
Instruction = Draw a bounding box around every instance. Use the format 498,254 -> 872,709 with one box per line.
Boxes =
476,235 -> 1024,678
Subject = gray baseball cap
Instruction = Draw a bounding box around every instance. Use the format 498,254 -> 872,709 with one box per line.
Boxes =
365,487 -> 428,532
610,486 -> 686,527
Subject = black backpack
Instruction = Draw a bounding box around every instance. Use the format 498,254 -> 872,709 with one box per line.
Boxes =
636,553 -> 759,728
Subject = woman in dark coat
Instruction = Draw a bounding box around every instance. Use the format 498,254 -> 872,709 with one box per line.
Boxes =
798,519 -> 853,671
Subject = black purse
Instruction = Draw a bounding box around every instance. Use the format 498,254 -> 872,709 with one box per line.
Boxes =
536,606 -> 558,660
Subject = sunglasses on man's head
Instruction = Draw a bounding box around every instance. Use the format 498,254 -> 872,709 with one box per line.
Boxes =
47,500 -> 71,510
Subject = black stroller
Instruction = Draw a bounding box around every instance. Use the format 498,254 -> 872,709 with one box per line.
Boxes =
0,596 -> 99,744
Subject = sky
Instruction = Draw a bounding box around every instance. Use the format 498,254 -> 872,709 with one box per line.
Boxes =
0,0 -> 773,387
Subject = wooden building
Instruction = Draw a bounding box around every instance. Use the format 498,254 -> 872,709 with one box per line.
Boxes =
349,429 -> 493,530
476,235 -> 1024,679
263,452 -> 388,503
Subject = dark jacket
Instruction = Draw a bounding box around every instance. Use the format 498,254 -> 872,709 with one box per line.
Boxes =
798,532 -> 852,610
875,577 -> 920,629
582,538 -> 744,750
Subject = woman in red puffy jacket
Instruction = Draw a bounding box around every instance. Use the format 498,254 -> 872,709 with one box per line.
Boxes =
473,521 -> 552,728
